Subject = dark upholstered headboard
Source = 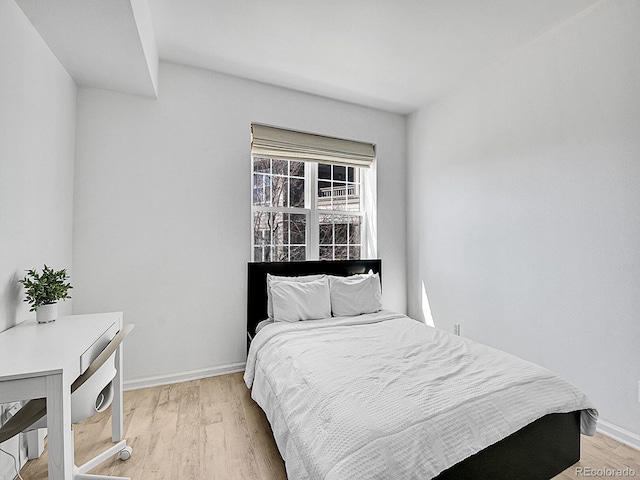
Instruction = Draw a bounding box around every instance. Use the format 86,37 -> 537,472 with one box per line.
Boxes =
247,259 -> 382,340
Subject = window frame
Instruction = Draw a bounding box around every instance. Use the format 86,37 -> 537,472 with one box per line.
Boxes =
251,159 -> 371,262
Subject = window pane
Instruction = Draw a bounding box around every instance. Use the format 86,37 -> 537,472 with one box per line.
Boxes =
333,165 -> 346,181
253,210 -> 308,261
274,245 -> 289,262
347,167 -> 354,182
290,214 -> 306,244
271,176 -> 288,207
319,246 -> 333,260
334,217 -> 348,244
253,173 -> 264,189
318,180 -> 332,210
318,180 -> 332,194
253,174 -> 267,206
319,215 -> 333,245
253,158 -> 271,174
319,224 -> 333,245
272,159 -> 288,176
318,163 -> 331,179
270,212 -> 284,246
290,178 -> 305,208
253,159 -> 272,207
334,246 -> 348,260
349,246 -> 361,260
282,213 -> 290,243
253,211 -> 270,244
290,246 -> 305,261
332,182 -> 347,210
254,224 -> 268,245
259,246 -> 271,261
290,161 -> 304,177
346,183 -> 359,211
349,218 -> 361,245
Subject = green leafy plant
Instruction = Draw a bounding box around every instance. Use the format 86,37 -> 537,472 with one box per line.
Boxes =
18,265 -> 73,311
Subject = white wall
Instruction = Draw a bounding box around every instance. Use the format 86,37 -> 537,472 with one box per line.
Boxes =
0,0 -> 76,332
407,0 -> 640,437
0,0 -> 76,475
73,62 -> 406,384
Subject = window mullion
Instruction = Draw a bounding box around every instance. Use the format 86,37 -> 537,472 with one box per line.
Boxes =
307,163 -> 319,260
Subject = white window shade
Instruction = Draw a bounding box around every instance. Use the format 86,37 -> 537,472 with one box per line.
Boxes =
251,124 -> 375,168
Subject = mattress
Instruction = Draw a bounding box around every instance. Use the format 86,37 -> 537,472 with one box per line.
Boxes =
244,310 -> 598,479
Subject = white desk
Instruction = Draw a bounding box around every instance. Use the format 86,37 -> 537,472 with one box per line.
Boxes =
0,312 -> 125,480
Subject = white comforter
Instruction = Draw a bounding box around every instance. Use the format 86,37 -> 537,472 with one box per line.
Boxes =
244,311 -> 597,480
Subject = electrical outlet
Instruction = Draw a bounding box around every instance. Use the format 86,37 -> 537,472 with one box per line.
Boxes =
637,380 -> 640,403
453,324 -> 461,336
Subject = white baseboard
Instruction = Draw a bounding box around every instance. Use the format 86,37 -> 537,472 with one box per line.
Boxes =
123,362 -> 246,391
597,418 -> 640,451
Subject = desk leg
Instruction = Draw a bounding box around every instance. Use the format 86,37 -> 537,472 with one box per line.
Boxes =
112,341 -> 124,442
46,373 -> 73,480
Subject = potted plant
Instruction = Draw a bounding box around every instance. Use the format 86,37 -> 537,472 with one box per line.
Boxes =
18,265 -> 72,323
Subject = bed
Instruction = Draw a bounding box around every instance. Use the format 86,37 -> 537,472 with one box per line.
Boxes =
245,260 -> 597,480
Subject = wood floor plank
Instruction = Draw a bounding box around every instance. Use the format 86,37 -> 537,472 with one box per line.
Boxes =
16,373 -> 640,480
200,375 -> 225,426
140,383 -> 179,480
170,381 -> 201,480
611,440 -> 640,463
553,432 -> 640,479
108,386 -> 161,478
201,418 -> 232,479
218,377 -> 262,479
234,373 -> 287,480
200,375 -> 233,479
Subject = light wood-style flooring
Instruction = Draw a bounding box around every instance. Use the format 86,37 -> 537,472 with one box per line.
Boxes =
17,372 -> 640,479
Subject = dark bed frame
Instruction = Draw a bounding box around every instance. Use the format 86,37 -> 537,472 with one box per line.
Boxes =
247,260 -> 580,480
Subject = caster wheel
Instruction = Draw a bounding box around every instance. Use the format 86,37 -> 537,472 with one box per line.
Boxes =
118,446 -> 133,461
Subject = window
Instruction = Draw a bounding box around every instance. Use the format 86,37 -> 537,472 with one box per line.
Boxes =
251,124 -> 375,262
317,163 -> 362,261
252,158 -> 308,261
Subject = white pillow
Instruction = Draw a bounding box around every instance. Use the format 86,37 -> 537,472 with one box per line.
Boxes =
270,277 -> 331,323
329,273 -> 382,316
266,274 -> 326,318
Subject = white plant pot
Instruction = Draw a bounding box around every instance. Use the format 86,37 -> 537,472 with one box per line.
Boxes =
36,303 -> 58,324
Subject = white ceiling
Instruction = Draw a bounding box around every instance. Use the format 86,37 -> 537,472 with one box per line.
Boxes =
15,0 -> 158,98
16,0 -> 600,114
